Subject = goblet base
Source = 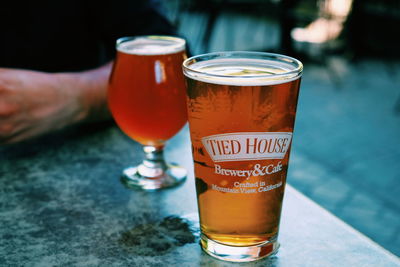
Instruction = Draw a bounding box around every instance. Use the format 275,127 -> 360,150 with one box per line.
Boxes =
121,164 -> 187,190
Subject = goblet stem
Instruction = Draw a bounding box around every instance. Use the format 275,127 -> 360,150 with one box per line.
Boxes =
121,145 -> 187,190
138,146 -> 168,178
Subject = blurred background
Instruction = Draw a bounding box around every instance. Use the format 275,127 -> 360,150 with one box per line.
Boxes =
163,0 -> 400,256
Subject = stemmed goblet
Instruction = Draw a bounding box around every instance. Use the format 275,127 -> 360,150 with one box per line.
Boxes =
108,36 -> 188,190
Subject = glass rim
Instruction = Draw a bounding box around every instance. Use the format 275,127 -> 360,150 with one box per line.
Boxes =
182,51 -> 303,83
116,35 -> 186,55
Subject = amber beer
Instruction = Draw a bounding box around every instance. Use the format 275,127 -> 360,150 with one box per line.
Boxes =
183,52 -> 303,262
108,36 -> 187,148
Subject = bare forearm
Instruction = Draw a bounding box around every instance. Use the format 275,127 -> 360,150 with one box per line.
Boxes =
56,62 -> 113,123
0,63 -> 113,144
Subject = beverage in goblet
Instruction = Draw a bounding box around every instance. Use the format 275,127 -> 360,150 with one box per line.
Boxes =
108,36 -> 187,190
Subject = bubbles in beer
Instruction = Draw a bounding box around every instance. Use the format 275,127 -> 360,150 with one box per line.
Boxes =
185,58 -> 301,86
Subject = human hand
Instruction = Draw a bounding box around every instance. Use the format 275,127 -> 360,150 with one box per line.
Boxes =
0,64 -> 111,144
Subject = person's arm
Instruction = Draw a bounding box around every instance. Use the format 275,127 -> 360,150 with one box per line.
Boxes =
0,62 -> 112,144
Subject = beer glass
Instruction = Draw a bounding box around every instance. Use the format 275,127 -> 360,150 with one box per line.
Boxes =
108,36 -> 187,190
183,51 -> 303,261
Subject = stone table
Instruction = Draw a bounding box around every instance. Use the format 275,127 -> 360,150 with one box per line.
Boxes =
1,124 -> 399,266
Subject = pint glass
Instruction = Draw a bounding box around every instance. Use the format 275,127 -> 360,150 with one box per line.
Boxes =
183,52 -> 303,261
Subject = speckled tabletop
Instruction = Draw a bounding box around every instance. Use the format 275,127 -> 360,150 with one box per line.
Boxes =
1,123 -> 399,266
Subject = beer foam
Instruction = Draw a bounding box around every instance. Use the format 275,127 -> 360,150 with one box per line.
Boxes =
183,57 -> 302,86
117,36 -> 185,55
